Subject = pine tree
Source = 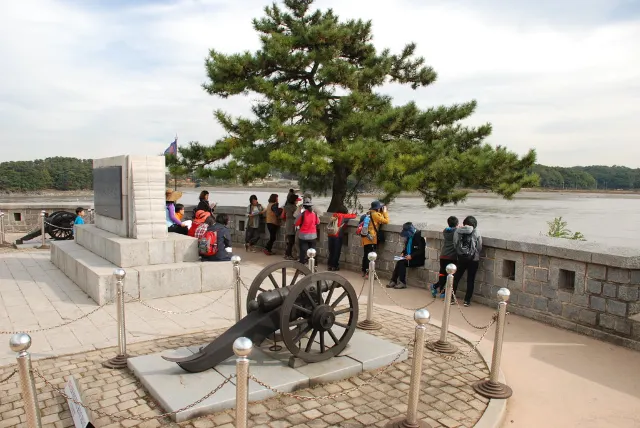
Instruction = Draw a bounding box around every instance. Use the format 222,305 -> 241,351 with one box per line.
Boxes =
179,0 -> 537,212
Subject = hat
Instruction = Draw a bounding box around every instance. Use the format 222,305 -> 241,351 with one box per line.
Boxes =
165,189 -> 183,202
400,222 -> 416,238
370,200 -> 383,210
303,196 -> 313,206
194,210 -> 211,223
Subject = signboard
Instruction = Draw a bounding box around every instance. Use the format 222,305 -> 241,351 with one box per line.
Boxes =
64,376 -> 95,428
93,166 -> 123,219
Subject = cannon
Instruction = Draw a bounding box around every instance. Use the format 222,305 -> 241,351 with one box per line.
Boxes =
163,269 -> 359,373
15,211 -> 77,244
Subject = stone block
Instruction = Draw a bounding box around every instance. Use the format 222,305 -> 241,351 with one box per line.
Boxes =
570,294 -> 589,308
524,266 -> 535,280
170,234 -> 199,263
296,356 -> 362,386
525,254 -> 539,267
602,283 -> 617,298
549,258 -> 586,294
617,285 -> 639,302
336,329 -> 409,371
631,270 -> 640,285
541,286 -> 557,300
557,290 -> 572,303
534,268 -> 549,282
533,297 -> 548,312
629,303 -> 640,316
105,238 -> 149,268
606,300 -> 627,317
590,296 -> 606,312
590,246 -> 640,269
587,264 -> 607,280
578,309 -> 597,326
548,300 -> 563,316
614,318 -> 631,335
599,314 -> 616,330
148,239 -> 175,265
518,293 -> 534,308
200,261 -> 234,292
587,279 -> 602,295
138,263 -> 202,300
607,268 -> 630,284
524,280 -> 542,296
562,304 -> 581,321
539,256 -> 550,268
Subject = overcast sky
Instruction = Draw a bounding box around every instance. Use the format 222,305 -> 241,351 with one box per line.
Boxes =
1,0 -> 639,167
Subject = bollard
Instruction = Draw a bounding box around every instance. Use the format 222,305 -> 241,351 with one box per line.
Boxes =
10,333 -> 43,428
103,269 -> 128,369
357,252 -> 382,330
386,309 -> 432,428
472,287 -> 513,399
0,211 -> 5,244
233,337 -> 252,428
40,211 -> 46,247
306,248 -> 316,273
426,263 -> 458,354
232,255 -> 243,322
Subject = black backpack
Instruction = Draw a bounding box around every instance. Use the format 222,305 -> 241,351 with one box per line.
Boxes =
456,232 -> 476,260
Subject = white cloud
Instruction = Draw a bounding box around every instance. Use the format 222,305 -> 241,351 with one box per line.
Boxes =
0,0 -> 638,167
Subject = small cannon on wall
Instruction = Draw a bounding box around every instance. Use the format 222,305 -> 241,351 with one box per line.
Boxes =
164,262 -> 359,373
15,211 -> 77,244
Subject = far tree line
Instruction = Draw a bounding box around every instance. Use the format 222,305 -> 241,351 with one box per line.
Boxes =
0,156 -> 638,192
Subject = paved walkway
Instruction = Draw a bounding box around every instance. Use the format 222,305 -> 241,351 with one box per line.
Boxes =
1,247 -> 640,427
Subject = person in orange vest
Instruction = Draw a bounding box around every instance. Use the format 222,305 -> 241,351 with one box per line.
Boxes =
326,210 -> 357,271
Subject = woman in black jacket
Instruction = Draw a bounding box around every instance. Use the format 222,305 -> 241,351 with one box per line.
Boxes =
387,222 -> 426,289
194,190 -> 216,217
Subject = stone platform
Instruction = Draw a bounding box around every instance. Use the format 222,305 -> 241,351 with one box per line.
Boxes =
128,329 -> 408,422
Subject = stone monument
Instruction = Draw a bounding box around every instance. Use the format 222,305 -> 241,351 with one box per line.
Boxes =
50,155 -> 232,305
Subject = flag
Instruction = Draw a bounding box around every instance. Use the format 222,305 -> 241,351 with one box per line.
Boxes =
164,137 -> 178,155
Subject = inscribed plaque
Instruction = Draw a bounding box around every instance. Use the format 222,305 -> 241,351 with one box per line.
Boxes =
93,166 -> 123,219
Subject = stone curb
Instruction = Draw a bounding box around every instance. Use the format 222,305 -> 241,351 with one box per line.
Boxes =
376,302 -> 508,428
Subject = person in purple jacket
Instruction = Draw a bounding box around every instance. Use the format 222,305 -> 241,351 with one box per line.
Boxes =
166,189 -> 188,235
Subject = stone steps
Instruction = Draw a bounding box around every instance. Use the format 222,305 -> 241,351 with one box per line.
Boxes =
51,240 -> 234,305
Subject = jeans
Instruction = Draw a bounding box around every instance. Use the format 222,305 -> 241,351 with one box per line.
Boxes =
299,239 -> 316,264
391,260 -> 408,284
362,244 -> 377,273
453,258 -> 479,303
245,227 -> 260,246
266,224 -> 279,252
436,258 -> 456,291
285,234 -> 295,257
327,236 -> 342,268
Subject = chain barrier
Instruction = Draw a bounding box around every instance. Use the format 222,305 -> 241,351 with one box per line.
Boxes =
125,289 -> 233,316
0,300 -> 112,335
426,315 -> 497,361
373,272 -> 437,311
238,276 -> 251,292
32,367 -> 235,422
450,293 -> 497,330
0,368 -> 18,383
356,277 -> 367,301
249,338 -> 411,401
43,221 -> 74,231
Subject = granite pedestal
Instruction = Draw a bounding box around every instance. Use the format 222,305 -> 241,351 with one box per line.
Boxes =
128,330 -> 408,422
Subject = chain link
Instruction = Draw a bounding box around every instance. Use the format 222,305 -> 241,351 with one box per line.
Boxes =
0,369 -> 18,383
125,289 -> 233,315
450,293 -> 497,330
0,301 -> 112,334
32,368 -> 235,422
238,276 -> 251,292
426,316 -> 497,361
373,272 -> 437,311
249,339 -> 411,400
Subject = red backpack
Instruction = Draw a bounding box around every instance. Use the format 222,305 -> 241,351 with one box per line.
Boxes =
198,230 -> 219,257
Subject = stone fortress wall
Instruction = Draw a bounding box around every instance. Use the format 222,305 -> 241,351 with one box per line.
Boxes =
0,203 -> 94,234
215,206 -> 640,352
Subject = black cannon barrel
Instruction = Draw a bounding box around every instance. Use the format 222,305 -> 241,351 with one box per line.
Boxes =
256,281 -> 330,312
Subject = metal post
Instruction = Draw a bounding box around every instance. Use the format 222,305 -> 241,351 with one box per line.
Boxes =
306,248 -> 316,273
386,309 -> 432,428
357,252 -> 381,330
0,211 -> 5,244
426,263 -> 458,354
472,287 -> 513,399
10,333 -> 42,428
232,255 -> 243,322
103,269 -> 128,369
40,211 -> 46,247
233,337 -> 252,428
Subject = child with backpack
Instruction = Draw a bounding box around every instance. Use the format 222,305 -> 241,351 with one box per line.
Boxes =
359,201 -> 389,278
452,215 -> 482,306
431,216 -> 459,298
326,210 -> 357,271
201,213 -> 233,262
294,197 -> 320,265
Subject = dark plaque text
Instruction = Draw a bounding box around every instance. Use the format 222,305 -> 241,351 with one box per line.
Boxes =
93,167 -> 123,220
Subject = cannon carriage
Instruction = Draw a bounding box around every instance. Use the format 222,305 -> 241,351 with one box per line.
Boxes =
15,211 -> 77,244
164,261 -> 359,373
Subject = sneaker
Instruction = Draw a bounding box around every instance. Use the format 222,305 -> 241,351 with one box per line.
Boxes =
245,243 -> 249,252
263,249 -> 273,256
333,267 -> 340,272
394,282 -> 407,289
464,301 -> 471,307
439,292 -> 446,299
430,284 -> 438,298
387,281 -> 396,288
249,246 -> 257,253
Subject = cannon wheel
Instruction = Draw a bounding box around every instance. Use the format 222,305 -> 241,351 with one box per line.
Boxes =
246,261 -> 312,312
46,211 -> 76,240
279,272 -> 359,363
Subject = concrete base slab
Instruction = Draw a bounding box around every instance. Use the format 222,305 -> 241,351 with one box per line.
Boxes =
129,330 -> 408,422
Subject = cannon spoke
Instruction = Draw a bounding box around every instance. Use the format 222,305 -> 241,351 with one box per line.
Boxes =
282,268 -> 287,288
334,307 -> 353,316
316,280 -> 322,305
290,270 -> 301,286
267,273 -> 280,289
303,288 -> 318,308
292,324 -> 313,344
319,331 -> 325,353
324,281 -> 336,305
334,321 -> 349,329
292,304 -> 312,315
327,328 -> 340,345
305,330 -> 318,352
330,290 -> 348,308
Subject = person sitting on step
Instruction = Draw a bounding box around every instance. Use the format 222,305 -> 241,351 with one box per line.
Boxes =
387,222 -> 426,289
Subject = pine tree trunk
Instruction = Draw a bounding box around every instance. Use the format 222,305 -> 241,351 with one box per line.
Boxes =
327,165 -> 349,213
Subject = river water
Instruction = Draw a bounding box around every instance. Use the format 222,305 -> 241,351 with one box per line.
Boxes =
2,190 -> 639,248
